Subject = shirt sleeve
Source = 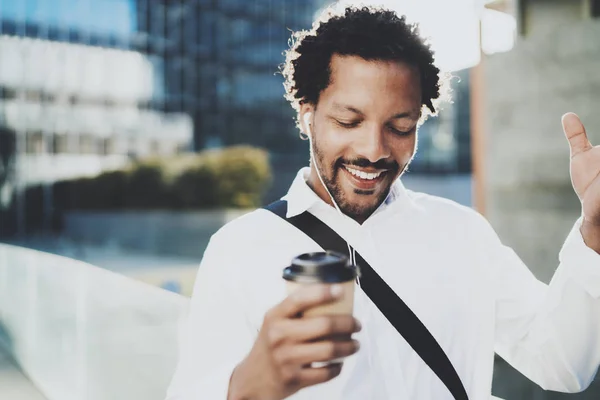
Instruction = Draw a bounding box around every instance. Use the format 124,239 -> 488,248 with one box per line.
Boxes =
165,232 -> 256,400
483,215 -> 600,393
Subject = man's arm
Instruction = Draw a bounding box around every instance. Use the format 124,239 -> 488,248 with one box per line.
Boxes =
486,113 -> 600,393
482,215 -> 600,393
563,113 -> 600,254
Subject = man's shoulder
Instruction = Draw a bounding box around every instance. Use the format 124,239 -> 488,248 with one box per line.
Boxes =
204,206 -> 319,278
405,189 -> 490,229
407,189 -> 478,216
209,206 -> 309,251
404,189 -> 500,246
212,207 -> 281,241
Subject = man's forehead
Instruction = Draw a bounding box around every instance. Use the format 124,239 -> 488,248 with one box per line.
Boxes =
318,55 -> 422,117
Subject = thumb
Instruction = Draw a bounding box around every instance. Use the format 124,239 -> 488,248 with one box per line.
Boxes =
562,112 -> 592,157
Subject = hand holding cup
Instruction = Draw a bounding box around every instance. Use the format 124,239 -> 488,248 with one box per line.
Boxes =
227,252 -> 361,400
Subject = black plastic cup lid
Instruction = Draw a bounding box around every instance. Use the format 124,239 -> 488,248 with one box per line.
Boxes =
283,251 -> 359,284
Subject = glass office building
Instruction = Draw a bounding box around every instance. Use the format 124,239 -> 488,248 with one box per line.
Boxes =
134,0 -> 320,154
0,0 -> 192,199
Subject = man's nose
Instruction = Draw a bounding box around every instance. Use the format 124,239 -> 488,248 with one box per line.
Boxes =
355,126 -> 391,164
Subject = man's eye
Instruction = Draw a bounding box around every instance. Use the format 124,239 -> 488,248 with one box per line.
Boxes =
336,120 -> 360,129
389,126 -> 412,136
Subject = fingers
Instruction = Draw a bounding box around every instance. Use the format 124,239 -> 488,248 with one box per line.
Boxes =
296,363 -> 343,387
274,284 -> 343,319
279,315 -> 361,343
278,340 -> 360,366
562,112 -> 592,157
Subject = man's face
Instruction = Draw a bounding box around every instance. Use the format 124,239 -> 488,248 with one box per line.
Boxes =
302,54 -> 421,223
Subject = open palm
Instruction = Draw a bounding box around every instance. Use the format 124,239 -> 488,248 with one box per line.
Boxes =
562,113 -> 600,226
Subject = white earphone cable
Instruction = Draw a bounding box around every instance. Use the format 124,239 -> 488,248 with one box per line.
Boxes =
305,113 -> 356,267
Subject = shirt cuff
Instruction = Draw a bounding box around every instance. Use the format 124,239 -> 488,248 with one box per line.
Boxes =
559,217 -> 600,298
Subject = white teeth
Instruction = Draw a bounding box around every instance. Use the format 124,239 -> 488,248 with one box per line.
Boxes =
345,166 -> 384,180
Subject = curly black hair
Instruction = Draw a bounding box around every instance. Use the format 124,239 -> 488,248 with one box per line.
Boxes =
281,5 -> 447,127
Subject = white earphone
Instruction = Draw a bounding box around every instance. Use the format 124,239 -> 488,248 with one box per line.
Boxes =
303,112 -> 313,137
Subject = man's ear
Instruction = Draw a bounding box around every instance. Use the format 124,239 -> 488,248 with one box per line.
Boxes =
299,105 -> 315,138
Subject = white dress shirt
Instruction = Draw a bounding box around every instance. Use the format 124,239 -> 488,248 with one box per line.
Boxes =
165,167 -> 600,400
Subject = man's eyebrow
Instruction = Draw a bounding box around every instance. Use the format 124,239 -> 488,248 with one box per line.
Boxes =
390,111 -> 419,120
331,103 -> 365,116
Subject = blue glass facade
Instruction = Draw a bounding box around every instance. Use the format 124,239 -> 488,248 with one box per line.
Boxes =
134,0 -> 322,156
1,0 -> 136,42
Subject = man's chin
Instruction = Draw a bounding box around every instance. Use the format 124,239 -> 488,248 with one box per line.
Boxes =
336,192 -> 383,219
339,203 -> 378,222
328,173 -> 394,220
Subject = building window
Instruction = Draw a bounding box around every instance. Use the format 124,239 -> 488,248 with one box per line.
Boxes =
592,0 -> 600,17
101,138 -> 114,155
518,0 -> 528,35
25,131 -> 44,154
52,134 -> 69,154
79,134 -> 95,154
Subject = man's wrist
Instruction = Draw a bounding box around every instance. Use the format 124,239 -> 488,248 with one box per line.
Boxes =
227,362 -> 259,400
580,217 -> 600,255
227,365 -> 246,400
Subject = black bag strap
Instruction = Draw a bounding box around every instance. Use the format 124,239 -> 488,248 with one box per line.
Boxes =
264,200 -> 469,400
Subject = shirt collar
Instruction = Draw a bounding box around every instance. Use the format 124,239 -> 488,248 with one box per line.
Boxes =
281,167 -> 412,219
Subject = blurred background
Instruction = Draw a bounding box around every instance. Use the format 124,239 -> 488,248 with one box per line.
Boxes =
0,0 -> 599,399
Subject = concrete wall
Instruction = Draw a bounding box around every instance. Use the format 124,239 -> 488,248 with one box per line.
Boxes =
523,0 -> 587,36
485,2 -> 600,398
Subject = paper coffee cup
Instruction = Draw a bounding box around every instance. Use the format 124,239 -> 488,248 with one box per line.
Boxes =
284,280 -> 355,317
283,251 -> 360,366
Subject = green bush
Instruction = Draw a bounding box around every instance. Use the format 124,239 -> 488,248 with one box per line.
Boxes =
56,170 -> 129,210
51,145 -> 272,211
171,146 -> 271,209
24,184 -> 44,232
52,180 -> 72,210
172,162 -> 219,208
123,161 -> 171,209
210,146 -> 272,208
69,177 -> 97,210
93,170 -> 128,209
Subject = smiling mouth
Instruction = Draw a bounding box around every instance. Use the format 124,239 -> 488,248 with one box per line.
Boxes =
341,165 -> 388,190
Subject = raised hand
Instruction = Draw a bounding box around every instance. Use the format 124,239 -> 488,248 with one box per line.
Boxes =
562,113 -> 600,227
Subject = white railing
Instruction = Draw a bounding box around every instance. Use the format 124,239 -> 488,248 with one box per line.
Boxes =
0,243 -> 189,400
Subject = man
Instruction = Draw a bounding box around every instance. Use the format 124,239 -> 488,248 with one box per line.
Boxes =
166,5 -> 600,400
